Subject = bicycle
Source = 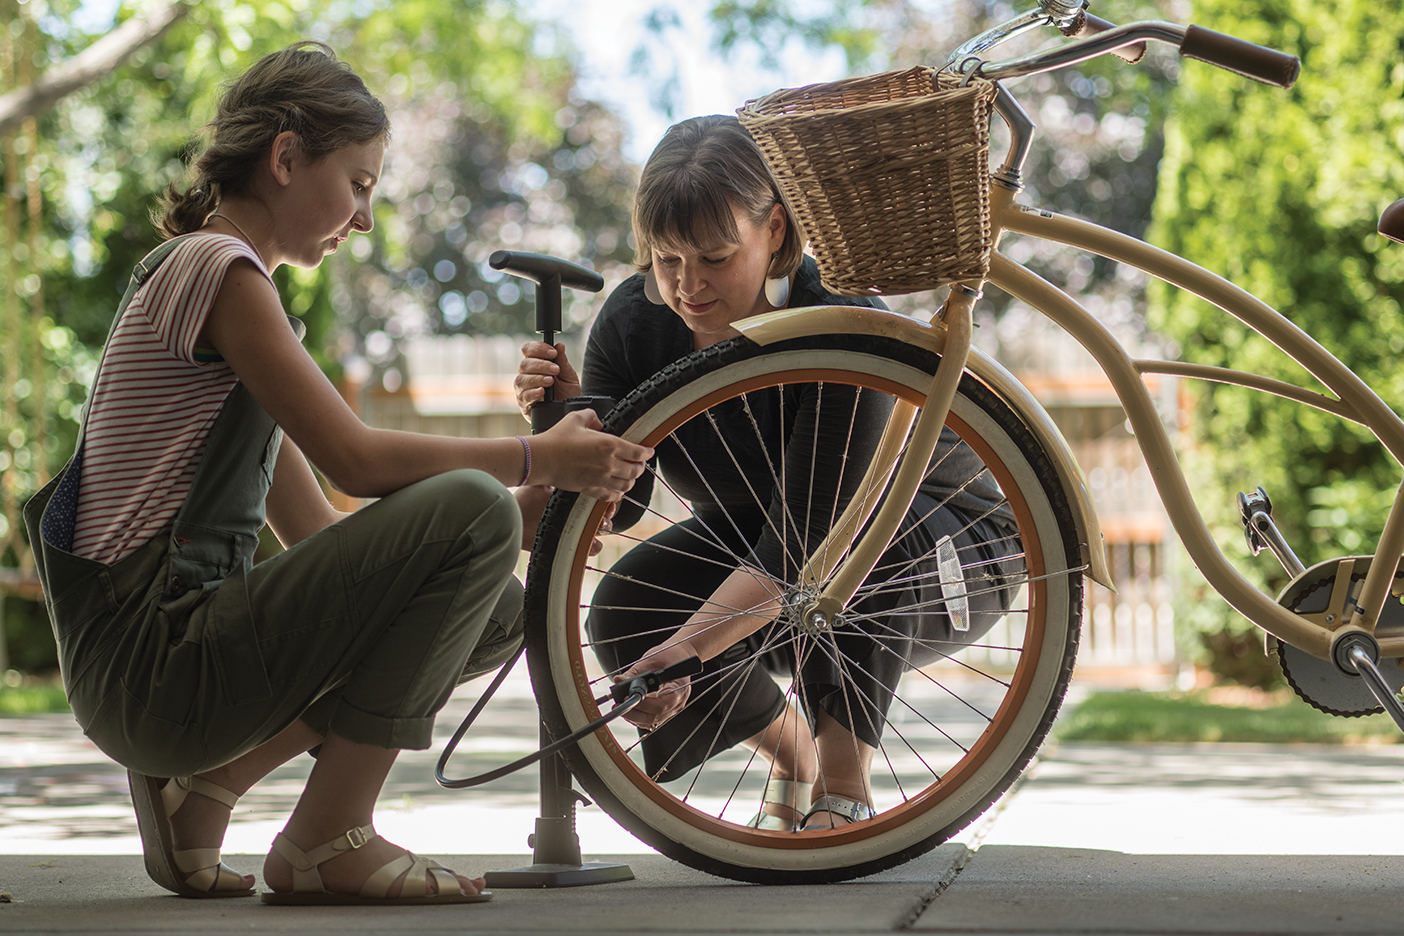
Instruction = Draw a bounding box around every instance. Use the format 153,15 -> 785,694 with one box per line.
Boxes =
509,1 -> 1404,885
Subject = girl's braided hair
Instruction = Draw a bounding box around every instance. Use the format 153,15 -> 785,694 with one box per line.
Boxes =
155,41 -> 389,239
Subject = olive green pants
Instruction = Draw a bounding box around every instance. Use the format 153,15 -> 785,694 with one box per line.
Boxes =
66,470 -> 523,777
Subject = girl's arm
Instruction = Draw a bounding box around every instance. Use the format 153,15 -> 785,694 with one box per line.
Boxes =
202,259 -> 651,500
264,435 -> 348,547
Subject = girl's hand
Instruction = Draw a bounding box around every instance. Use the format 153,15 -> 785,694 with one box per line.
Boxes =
616,639 -> 699,731
530,409 -> 652,501
516,341 -> 582,419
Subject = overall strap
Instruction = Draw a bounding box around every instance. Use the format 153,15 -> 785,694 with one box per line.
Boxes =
27,236 -> 203,560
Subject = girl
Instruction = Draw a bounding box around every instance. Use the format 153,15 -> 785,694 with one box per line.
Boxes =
25,42 -> 650,905
516,116 -> 1021,832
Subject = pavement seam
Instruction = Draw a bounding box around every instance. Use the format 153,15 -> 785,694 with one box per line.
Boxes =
897,744 -> 1054,931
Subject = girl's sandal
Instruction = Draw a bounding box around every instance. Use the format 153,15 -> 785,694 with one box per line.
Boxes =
745,779 -> 813,832
800,794 -> 876,831
128,771 -> 253,898
260,824 -> 492,905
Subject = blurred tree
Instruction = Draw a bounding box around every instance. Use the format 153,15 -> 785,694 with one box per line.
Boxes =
0,0 -> 637,670
0,0 -> 186,132
1149,0 -> 1404,675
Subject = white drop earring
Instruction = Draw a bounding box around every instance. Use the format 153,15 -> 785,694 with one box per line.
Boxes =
764,272 -> 790,308
644,268 -> 665,305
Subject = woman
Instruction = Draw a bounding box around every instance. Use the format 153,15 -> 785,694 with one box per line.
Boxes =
25,43 -> 650,904
516,115 -> 1020,831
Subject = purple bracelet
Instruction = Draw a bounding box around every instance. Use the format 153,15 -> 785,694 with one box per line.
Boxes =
515,435 -> 532,486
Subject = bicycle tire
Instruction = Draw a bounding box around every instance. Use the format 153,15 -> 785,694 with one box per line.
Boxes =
524,333 -> 1084,883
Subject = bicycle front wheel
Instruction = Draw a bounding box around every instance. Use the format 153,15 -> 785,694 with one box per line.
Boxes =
525,333 -> 1084,883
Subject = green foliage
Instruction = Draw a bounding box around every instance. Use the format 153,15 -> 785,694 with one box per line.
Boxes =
1056,689 -> 1401,743
1149,0 -> 1404,656
0,595 -> 59,673
0,682 -> 70,714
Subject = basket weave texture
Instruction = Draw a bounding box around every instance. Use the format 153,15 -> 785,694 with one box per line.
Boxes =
739,68 -> 997,297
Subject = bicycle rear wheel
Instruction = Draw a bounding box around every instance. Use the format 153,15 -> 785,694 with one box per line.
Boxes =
525,333 -> 1083,883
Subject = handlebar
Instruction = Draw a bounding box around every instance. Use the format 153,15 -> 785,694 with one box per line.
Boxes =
952,5 -> 1299,90
1067,11 -> 1145,64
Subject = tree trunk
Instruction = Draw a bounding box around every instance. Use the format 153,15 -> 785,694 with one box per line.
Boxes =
0,0 -> 187,133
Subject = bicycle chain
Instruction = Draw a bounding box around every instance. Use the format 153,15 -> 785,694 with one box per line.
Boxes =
1276,567 -> 1404,717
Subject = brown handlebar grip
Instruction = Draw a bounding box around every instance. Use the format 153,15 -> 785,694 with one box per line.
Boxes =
1379,197 -> 1404,245
1180,24 -> 1300,88
1072,13 -> 1147,64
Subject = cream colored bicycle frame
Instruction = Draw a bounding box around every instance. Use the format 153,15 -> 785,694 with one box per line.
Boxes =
737,183 -> 1404,663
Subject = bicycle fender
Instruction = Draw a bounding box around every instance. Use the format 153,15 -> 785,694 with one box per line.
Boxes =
733,304 -> 1114,590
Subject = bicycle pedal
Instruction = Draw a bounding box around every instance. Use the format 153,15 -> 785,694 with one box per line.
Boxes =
1236,486 -> 1304,577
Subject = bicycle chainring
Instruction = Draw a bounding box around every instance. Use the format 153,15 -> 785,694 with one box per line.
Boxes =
1275,561 -> 1404,717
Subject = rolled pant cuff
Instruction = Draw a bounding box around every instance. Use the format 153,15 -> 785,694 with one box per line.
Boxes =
329,701 -> 435,751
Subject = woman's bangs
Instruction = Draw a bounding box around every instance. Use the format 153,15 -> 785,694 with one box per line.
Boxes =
642,176 -> 740,254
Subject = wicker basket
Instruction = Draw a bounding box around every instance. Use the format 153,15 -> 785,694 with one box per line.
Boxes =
738,68 -> 997,297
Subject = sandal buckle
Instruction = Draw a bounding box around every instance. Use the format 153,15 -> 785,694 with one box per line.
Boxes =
344,826 -> 371,849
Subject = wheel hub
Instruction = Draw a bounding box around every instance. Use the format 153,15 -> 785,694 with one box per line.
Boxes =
783,587 -> 840,636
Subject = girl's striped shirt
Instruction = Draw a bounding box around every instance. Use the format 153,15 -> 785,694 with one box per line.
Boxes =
71,234 -> 271,565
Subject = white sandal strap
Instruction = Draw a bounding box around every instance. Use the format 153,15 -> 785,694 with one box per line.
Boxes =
179,858 -> 247,893
803,794 -> 875,826
362,853 -> 417,898
746,779 -> 815,832
359,852 -> 460,899
184,775 -> 240,810
272,824 -> 377,893
159,775 -> 240,816
172,847 -> 223,875
170,847 -> 245,893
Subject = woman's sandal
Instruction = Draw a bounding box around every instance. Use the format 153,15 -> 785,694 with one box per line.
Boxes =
260,824 -> 492,905
800,794 -> 876,831
746,779 -> 813,832
128,771 -> 253,898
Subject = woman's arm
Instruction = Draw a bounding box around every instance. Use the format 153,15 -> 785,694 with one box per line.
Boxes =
202,259 -> 651,500
616,382 -> 891,727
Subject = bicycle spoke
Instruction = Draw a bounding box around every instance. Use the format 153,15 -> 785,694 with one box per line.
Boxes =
801,626 -> 954,786
701,407 -> 803,575
533,341 -> 1085,881
644,452 -> 764,572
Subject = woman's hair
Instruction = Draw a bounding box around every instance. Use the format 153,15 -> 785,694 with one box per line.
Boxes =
154,42 -> 390,239
631,115 -> 803,279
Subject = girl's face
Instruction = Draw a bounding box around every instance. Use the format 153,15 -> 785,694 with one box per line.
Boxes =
651,202 -> 786,348
279,136 -> 385,268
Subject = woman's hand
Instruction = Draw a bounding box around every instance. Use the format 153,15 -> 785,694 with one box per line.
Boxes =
516,341 -> 582,419
616,639 -> 699,731
530,409 -> 652,501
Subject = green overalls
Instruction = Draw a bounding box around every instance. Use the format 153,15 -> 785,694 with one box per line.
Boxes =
23,236 -> 523,777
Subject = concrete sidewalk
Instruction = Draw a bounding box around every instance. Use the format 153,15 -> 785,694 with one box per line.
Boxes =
5,676 -> 1404,934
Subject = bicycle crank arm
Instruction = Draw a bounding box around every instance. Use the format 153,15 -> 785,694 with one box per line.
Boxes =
1337,634 -> 1404,735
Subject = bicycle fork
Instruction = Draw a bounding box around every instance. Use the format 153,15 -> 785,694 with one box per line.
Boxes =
797,284 -> 982,632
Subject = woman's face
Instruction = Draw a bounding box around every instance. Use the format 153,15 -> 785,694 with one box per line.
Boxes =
651,202 -> 786,348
